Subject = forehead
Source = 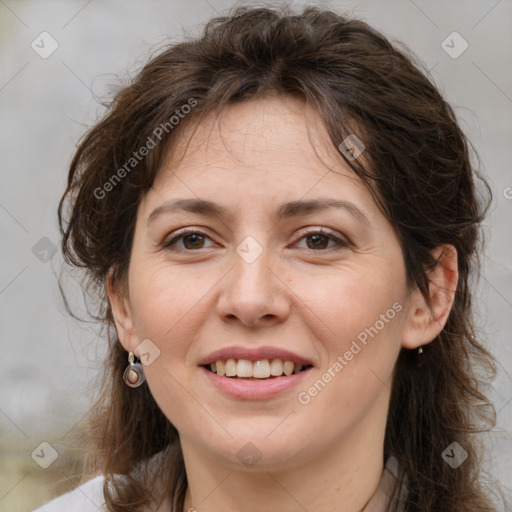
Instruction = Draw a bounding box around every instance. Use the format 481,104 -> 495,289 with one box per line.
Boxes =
154,95 -> 367,194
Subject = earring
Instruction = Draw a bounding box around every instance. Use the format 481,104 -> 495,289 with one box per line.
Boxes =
123,352 -> 145,388
418,346 -> 424,355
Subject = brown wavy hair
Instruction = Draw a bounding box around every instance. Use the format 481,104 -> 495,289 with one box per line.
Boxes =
58,4 -> 502,511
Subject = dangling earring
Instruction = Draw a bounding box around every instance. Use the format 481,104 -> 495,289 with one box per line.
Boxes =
123,352 -> 145,388
418,346 -> 424,355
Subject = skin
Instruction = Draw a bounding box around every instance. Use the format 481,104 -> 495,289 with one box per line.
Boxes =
107,95 -> 458,512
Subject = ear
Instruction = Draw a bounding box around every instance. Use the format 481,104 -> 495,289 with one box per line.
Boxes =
105,268 -> 138,353
401,244 -> 458,349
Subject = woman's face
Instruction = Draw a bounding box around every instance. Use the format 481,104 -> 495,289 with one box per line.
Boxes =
110,95 -> 418,471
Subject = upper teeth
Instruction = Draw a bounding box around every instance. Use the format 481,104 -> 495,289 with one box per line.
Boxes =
209,359 -> 304,378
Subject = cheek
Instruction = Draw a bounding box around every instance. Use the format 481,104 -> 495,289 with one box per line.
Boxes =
127,259 -> 230,377
300,264 -> 406,405
297,296 -> 403,433
301,262 -> 406,342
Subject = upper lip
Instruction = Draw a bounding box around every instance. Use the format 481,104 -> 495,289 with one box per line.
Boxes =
198,345 -> 314,367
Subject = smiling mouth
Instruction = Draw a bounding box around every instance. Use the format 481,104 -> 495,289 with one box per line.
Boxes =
202,358 -> 313,379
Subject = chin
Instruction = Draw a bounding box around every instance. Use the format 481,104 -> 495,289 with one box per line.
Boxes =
195,426 -> 318,472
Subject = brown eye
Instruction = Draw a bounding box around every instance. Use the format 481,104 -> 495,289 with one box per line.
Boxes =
296,230 -> 348,251
181,233 -> 206,250
163,230 -> 214,251
305,233 -> 330,250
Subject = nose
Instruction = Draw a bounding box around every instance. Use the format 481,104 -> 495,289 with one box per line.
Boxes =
216,245 -> 291,328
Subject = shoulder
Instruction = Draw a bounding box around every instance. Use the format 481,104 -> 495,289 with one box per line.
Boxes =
31,475 -> 106,512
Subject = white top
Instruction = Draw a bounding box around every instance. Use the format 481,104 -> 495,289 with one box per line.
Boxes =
32,476 -> 106,512
32,456 -> 407,511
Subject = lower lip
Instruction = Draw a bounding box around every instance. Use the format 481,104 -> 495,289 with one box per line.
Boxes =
200,366 -> 312,400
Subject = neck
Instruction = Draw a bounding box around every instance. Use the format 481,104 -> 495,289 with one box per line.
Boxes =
179,398 -> 389,512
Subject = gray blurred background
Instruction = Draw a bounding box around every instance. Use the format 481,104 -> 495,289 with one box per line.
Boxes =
1,0 -> 511,510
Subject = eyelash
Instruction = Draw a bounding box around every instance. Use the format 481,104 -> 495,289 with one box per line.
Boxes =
162,228 -> 349,253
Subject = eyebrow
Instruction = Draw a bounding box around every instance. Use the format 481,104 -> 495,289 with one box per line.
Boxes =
147,198 -> 370,226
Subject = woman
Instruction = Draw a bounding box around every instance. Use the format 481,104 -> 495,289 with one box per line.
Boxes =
34,5 -> 501,512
